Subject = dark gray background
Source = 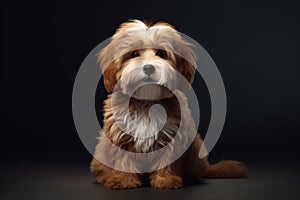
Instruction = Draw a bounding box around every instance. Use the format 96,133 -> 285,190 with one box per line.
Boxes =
1,0 -> 300,199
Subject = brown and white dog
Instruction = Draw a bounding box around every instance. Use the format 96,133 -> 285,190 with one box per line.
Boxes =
90,20 -> 246,189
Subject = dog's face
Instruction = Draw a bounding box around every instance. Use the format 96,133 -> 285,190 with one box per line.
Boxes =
119,48 -> 178,100
99,20 -> 196,100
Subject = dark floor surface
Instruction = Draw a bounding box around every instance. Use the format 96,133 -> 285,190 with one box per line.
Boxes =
1,159 -> 300,200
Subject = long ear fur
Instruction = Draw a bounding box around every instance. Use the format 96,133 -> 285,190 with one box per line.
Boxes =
153,22 -> 197,84
175,40 -> 196,89
97,30 -> 123,93
98,20 -> 148,93
102,62 -> 118,93
97,44 -> 119,93
177,52 -> 196,84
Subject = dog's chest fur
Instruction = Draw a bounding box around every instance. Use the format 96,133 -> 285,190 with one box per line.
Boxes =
105,96 -> 181,153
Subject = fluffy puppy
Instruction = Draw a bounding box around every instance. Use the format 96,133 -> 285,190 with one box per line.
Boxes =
90,20 -> 246,189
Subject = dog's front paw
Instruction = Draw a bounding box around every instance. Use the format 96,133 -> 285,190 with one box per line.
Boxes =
150,175 -> 183,189
103,175 -> 142,189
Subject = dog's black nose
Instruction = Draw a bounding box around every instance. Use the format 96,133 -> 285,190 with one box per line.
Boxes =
143,64 -> 155,75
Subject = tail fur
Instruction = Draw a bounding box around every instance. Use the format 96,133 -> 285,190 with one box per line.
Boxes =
203,160 -> 246,178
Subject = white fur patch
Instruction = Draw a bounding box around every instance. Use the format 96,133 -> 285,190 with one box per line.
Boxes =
110,101 -> 179,153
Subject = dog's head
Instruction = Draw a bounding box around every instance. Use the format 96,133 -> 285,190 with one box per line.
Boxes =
98,20 -> 196,100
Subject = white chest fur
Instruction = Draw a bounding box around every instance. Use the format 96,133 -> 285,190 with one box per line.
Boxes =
111,102 -> 178,153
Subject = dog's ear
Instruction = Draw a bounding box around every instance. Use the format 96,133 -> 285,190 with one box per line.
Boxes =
176,39 -> 196,90
98,43 -> 119,93
177,56 -> 196,84
153,21 -> 196,85
102,62 -> 118,93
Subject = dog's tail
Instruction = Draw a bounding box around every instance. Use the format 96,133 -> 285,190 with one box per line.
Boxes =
203,160 -> 246,178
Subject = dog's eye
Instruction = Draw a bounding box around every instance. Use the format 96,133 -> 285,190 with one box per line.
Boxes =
155,51 -> 166,58
131,51 -> 140,58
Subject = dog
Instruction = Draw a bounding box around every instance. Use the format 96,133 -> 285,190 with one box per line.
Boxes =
90,19 -> 246,189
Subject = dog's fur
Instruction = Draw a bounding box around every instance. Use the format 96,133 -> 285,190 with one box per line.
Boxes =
90,20 -> 246,189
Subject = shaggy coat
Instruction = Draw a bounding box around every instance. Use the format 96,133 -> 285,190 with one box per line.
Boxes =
90,20 -> 246,189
